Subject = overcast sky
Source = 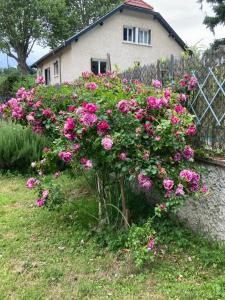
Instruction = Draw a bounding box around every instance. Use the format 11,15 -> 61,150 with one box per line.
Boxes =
1,0 -> 225,68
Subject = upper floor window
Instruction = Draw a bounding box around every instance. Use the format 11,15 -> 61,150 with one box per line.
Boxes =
123,26 -> 151,45
123,26 -> 135,43
138,29 -> 151,45
53,60 -> 59,76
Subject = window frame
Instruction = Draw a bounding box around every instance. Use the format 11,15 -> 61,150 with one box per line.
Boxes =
91,58 -> 108,75
123,25 -> 151,46
123,26 -> 136,43
53,60 -> 59,77
138,28 -> 151,46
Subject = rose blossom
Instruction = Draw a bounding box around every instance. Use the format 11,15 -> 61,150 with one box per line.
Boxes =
163,179 -> 174,191
42,190 -> 49,199
68,105 -> 75,112
179,170 -> 194,182
101,136 -> 113,150
147,238 -> 155,251
152,79 -> 162,88
119,152 -> 127,161
58,151 -> 72,163
183,145 -> 194,160
178,94 -> 187,102
73,144 -> 81,152
42,109 -> 52,117
80,112 -> 97,127
36,76 -> 45,85
175,184 -> 185,196
85,82 -> 98,90
143,151 -> 150,161
175,105 -> 185,114
147,97 -> 163,110
64,118 -> 75,131
202,185 -> 209,193
36,198 -> 45,207
138,173 -> 153,190
117,100 -> 129,113
164,88 -> 171,99
97,120 -> 109,135
160,203 -> 167,210
80,158 -> 93,170
174,152 -> 182,162
171,116 -> 180,125
85,103 -> 97,113
186,125 -> 197,136
26,178 -> 39,189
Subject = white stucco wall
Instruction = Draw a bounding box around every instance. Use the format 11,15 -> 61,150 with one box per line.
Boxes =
38,9 -> 184,84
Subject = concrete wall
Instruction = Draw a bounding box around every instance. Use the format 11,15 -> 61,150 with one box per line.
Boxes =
178,160 -> 225,242
38,8 -> 184,84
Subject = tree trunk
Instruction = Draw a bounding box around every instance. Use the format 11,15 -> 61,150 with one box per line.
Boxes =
16,47 -> 30,74
17,57 -> 30,74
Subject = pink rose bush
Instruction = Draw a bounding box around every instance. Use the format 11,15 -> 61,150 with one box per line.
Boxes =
1,72 -> 207,219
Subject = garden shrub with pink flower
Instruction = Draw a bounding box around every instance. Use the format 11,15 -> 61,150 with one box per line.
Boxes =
0,72 -> 208,266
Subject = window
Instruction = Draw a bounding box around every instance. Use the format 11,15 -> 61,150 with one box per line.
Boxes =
123,26 -> 136,43
44,68 -> 51,85
54,60 -> 59,76
138,29 -> 151,45
123,26 -> 151,45
91,59 -> 107,75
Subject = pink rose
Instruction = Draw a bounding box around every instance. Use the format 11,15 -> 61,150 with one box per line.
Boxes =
101,136 -> 113,150
85,82 -> 98,90
152,79 -> 162,88
58,151 -> 72,163
163,179 -> 174,191
119,152 -> 127,161
85,103 -> 97,113
26,178 -> 39,189
117,100 -> 129,113
138,173 -> 153,190
171,116 -> 180,125
36,198 -> 45,207
97,121 -> 109,135
175,105 -> 185,114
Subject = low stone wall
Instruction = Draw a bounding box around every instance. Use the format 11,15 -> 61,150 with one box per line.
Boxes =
178,158 -> 225,242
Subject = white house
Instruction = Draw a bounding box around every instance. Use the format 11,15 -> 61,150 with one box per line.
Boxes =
31,0 -> 186,85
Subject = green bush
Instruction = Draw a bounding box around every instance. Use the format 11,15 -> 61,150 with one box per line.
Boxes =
0,121 -> 49,171
0,68 -> 35,101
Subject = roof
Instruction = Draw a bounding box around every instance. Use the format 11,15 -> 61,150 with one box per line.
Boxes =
124,0 -> 153,10
31,2 -> 186,68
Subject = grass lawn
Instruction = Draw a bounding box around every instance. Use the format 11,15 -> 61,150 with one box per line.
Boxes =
1,174 -> 225,299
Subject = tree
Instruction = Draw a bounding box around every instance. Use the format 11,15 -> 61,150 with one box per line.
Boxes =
65,0 -> 122,35
0,0 -> 68,74
0,0 -> 122,74
198,0 -> 225,32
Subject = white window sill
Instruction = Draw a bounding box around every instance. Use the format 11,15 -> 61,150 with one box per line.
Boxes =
54,74 -> 59,78
123,41 -> 152,47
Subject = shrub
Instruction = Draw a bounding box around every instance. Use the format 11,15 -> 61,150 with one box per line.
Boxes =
0,121 -> 49,171
0,68 -> 36,102
0,73 -> 208,223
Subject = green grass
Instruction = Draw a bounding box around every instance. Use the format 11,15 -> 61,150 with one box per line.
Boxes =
1,174 -> 225,299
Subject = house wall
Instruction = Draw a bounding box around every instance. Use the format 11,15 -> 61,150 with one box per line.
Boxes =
38,9 -> 184,83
